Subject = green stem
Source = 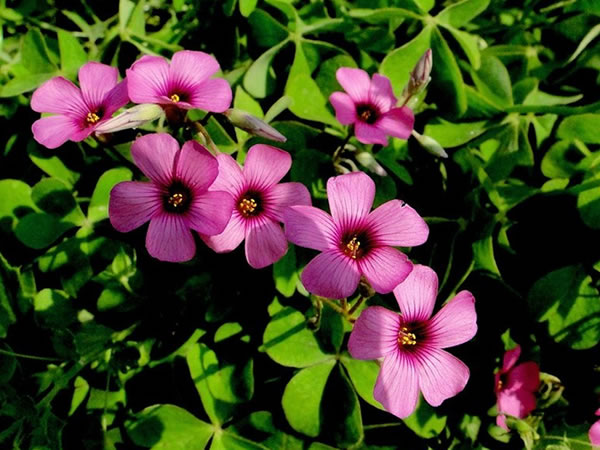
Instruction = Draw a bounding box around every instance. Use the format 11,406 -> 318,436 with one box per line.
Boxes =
0,347 -> 62,362
348,295 -> 366,316
447,260 -> 475,298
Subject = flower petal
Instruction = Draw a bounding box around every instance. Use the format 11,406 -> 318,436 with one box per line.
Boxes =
392,264 -> 438,322
244,144 -> 291,190
101,79 -> 130,117
376,107 -> 414,140
31,77 -> 87,116
373,350 -> 419,419
589,418 -> 600,446
355,121 -> 388,145
146,213 -> 196,262
126,55 -> 170,104
175,141 -> 218,193
497,388 -> 536,419
327,171 -> 375,230
169,50 -> 220,91
245,216 -> 288,268
348,306 -> 401,360
496,414 -> 508,431
502,345 -> 521,372
265,182 -> 311,222
187,78 -> 232,112
211,153 -> 245,196
301,249 -> 361,299
415,347 -> 470,407
109,181 -> 162,232
131,133 -> 178,185
359,247 -> 413,294
201,212 -> 245,253
283,205 -> 337,251
185,190 -> 234,236
427,290 -> 477,348
369,74 -> 397,112
78,62 -> 119,109
505,362 -> 540,392
31,115 -> 86,149
329,92 -> 357,125
336,67 -> 371,103
367,199 -> 429,247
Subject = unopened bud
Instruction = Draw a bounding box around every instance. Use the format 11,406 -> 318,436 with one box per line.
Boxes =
223,108 -> 286,142
411,130 -> 448,158
403,49 -> 432,98
95,104 -> 163,134
355,152 -> 387,176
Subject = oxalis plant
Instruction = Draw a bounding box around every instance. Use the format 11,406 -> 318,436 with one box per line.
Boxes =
0,1 -> 599,449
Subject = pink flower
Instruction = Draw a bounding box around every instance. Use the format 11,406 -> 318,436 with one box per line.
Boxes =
329,68 -> 414,146
201,144 -> 311,269
283,172 -> 428,299
126,50 -> 232,112
590,409 -> 600,446
494,345 -> 540,430
109,133 -> 234,262
348,264 -> 477,418
31,62 -> 129,149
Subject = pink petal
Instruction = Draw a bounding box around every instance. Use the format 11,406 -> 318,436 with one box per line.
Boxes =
358,247 -> 412,294
327,172 -> 375,230
126,55 -> 170,104
245,216 -> 288,269
348,306 -> 400,360
78,62 -> 119,109
146,213 -> 196,262
244,144 -> 291,190
392,264 -> 438,322
497,387 -> 536,419
31,115 -> 87,149
373,350 -> 419,419
589,419 -> 600,446
376,107 -> 414,140
336,67 -> 371,103
496,414 -> 508,431
185,190 -> 234,236
502,345 -> 521,372
329,92 -> 357,125
101,79 -> 130,117
211,153 -> 245,196
264,182 -> 311,222
301,249 -> 361,299
416,347 -> 470,407
31,77 -> 87,116
367,200 -> 429,247
355,121 -> 388,145
131,133 -> 178,186
283,205 -> 337,251
169,50 -> 220,91
187,78 -> 232,112
427,290 -> 477,348
505,362 -> 540,392
369,74 -> 397,113
201,212 -> 245,253
175,141 -> 218,192
109,181 -> 162,232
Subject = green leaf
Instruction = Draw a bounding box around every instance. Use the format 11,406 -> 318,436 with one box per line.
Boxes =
211,430 -> 269,450
68,376 -> 89,416
27,140 -> 80,187
348,8 -> 422,23
557,114 -> 600,144
273,245 -> 299,298
567,22 -> 600,63
248,9 -> 288,46
0,345 -> 17,383
243,40 -> 289,98
471,55 -> 513,107
431,27 -> 467,115
472,235 -> 500,275
381,26 -> 432,97
436,0 -> 490,28
233,85 -> 264,142
0,256 -> 18,339
75,323 -> 114,357
281,360 -> 336,437
126,404 -> 214,449
21,28 -> 57,74
424,119 -> 487,147
33,288 -> 77,327
0,179 -> 37,233
262,306 -> 333,368
443,27 -> 481,69
528,265 -> 600,349
341,355 -> 384,411
403,399 -> 447,438
541,141 -> 580,179
315,55 -> 357,101
264,96 -> 292,123
88,168 -> 132,223
577,171 -> 600,229
240,0 -> 258,17
14,213 -> 72,249
31,178 -> 85,226
58,30 -> 87,80
214,322 -> 243,343
0,72 -> 55,97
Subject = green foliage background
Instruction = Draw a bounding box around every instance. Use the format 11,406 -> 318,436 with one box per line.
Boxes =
0,0 -> 599,448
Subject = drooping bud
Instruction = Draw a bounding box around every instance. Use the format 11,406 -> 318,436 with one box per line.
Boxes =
356,152 -> 387,176
95,104 -> 163,134
402,49 -> 433,99
223,108 -> 286,142
411,130 -> 448,158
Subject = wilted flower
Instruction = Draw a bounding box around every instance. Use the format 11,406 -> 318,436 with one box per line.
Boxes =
201,144 -> 311,268
223,108 -> 286,142
109,133 -> 234,262
329,68 -> 414,146
31,62 -> 129,149
348,264 -> 477,418
494,345 -> 540,430
126,50 -> 231,113
284,172 -> 428,299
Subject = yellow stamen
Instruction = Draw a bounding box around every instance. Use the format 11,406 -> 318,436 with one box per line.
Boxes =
239,198 -> 257,215
398,326 -> 417,346
168,193 -> 184,208
170,93 -> 180,103
345,237 -> 361,259
86,112 -> 100,124
497,379 -> 503,390
360,109 -> 373,122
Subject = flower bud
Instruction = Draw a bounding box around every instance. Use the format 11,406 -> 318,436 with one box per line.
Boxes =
402,49 -> 432,98
95,104 -> 163,134
223,108 -> 286,142
411,130 -> 448,158
355,152 -> 387,176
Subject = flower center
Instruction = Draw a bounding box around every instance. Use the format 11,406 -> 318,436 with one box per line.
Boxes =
163,182 -> 192,214
86,111 -> 101,125
356,104 -> 378,125
237,191 -> 263,217
398,326 -> 417,346
345,237 -> 361,259
340,231 -> 370,260
239,198 -> 257,215
170,93 -> 180,103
